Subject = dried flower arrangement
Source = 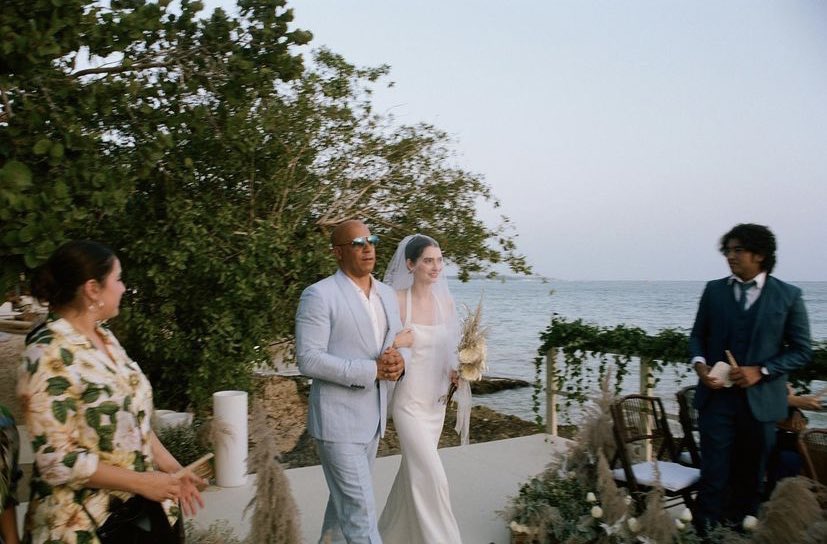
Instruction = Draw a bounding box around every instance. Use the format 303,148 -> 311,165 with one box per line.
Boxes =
184,398 -> 304,543
457,298 -> 488,381
503,374 -> 827,543
244,399 -> 302,543
447,298 -> 487,405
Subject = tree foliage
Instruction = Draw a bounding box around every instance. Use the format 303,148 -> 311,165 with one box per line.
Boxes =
1,0 -> 529,411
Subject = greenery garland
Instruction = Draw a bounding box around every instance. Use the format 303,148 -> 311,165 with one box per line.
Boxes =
532,316 -> 827,426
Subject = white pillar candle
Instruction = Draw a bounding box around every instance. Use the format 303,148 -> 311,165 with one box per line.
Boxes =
212,390 -> 248,487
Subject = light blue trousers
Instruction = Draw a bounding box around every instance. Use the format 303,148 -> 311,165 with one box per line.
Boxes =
316,433 -> 382,544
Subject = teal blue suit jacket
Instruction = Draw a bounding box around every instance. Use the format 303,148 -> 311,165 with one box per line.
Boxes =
689,275 -> 812,422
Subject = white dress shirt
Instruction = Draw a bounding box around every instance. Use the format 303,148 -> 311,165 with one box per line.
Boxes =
729,271 -> 766,311
344,274 -> 388,352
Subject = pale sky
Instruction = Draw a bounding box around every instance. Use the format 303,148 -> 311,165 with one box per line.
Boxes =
213,0 -> 827,280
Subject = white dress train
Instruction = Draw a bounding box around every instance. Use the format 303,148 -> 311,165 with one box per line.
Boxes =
378,291 -> 462,544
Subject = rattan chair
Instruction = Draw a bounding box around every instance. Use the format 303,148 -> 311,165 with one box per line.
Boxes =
611,394 -> 700,509
676,385 -> 701,467
799,428 -> 827,485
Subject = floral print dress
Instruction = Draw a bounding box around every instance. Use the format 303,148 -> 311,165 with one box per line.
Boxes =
17,316 -> 177,544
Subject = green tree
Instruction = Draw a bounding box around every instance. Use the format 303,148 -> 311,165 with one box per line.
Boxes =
2,0 -> 529,411
1,0 -> 309,288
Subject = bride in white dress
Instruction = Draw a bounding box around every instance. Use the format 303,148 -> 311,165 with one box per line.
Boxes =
379,234 -> 463,544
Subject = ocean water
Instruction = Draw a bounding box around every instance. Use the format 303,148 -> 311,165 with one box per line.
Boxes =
449,278 -> 827,425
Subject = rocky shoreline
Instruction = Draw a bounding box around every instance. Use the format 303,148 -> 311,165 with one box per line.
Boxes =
1,333 -> 569,474
258,374 -> 573,469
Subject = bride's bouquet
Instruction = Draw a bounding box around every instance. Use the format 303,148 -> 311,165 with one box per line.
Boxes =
450,299 -> 488,397
447,299 -> 487,445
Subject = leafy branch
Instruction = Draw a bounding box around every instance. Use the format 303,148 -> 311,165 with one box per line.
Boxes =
532,316 -> 827,425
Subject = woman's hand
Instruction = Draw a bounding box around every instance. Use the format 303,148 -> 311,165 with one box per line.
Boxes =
176,470 -> 206,516
392,328 -> 414,349
450,370 -> 459,386
137,471 -> 182,503
790,395 -> 822,411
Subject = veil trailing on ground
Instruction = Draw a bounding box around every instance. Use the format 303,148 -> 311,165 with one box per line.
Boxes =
383,234 -> 471,444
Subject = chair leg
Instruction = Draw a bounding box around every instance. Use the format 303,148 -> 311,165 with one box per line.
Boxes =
681,490 -> 697,515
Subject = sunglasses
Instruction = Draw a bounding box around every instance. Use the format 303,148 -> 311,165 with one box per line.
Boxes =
335,235 -> 380,248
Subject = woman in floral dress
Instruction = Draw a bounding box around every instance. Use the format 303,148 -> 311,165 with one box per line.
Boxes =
17,241 -> 204,544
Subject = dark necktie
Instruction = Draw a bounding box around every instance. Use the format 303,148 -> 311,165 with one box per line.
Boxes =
739,281 -> 756,311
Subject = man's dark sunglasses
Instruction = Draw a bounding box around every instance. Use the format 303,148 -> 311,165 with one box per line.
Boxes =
335,235 -> 380,248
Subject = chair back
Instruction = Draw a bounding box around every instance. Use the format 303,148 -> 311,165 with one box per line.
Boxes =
799,428 -> 827,485
612,394 -> 678,463
676,385 -> 701,466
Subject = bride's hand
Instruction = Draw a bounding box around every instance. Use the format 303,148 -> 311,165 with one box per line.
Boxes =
392,328 -> 414,349
450,370 -> 459,386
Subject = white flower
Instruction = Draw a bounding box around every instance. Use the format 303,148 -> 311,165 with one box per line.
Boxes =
591,505 -> 604,519
627,517 -> 640,532
36,450 -> 73,486
586,492 -> 597,503
601,521 -> 623,536
113,411 -> 143,452
675,519 -> 686,531
679,507 -> 693,522
510,521 -> 530,534
743,515 -> 759,531
624,495 -> 633,505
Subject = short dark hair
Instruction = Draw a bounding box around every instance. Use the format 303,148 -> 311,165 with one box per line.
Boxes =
720,223 -> 777,274
31,240 -> 117,309
405,234 -> 439,263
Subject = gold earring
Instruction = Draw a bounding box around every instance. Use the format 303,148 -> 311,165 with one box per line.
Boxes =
88,303 -> 96,311
98,301 -> 104,308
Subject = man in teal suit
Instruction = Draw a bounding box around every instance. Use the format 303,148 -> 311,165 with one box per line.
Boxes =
296,220 -> 408,543
689,223 -> 811,531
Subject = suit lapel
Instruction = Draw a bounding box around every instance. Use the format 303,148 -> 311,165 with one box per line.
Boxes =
376,284 -> 395,351
748,276 -> 776,355
334,271 -> 376,354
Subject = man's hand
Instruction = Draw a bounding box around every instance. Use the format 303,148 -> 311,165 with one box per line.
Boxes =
696,362 -> 724,390
730,365 -> 762,388
376,347 -> 405,381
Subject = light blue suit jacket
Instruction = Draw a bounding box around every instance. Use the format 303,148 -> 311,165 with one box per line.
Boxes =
295,270 -> 407,443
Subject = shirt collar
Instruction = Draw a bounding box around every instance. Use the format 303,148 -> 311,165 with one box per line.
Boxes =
342,272 -> 377,297
48,315 -> 111,347
728,271 -> 767,289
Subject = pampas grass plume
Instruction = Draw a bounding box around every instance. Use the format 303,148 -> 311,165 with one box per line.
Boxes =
635,478 -> 676,544
753,476 -> 825,544
595,452 -> 628,524
244,399 -> 301,543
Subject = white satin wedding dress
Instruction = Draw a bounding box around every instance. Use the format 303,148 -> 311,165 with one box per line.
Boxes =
378,290 -> 462,543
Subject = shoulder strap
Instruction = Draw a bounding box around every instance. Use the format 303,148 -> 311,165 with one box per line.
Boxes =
405,289 -> 413,327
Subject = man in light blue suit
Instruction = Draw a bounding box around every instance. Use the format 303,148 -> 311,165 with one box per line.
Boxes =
296,220 -> 408,543
689,223 -> 811,532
